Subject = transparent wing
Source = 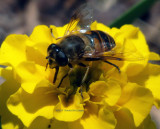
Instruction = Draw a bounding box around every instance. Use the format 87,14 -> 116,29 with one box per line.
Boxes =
98,51 -> 145,61
64,3 -> 93,36
81,46 -> 145,61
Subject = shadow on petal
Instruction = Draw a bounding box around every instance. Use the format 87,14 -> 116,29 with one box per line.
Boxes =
7,86 -> 59,127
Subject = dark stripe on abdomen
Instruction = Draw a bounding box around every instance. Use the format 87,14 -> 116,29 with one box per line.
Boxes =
97,31 -> 115,51
84,30 -> 115,52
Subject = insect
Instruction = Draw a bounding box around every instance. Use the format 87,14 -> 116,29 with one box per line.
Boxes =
46,4 -> 126,97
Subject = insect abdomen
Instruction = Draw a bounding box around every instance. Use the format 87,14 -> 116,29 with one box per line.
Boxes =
84,30 -> 115,53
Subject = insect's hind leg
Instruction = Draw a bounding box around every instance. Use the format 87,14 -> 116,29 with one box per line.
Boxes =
103,60 -> 120,73
78,63 -> 90,98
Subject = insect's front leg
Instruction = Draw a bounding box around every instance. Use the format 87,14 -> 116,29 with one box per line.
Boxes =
57,63 -> 73,88
53,66 -> 59,83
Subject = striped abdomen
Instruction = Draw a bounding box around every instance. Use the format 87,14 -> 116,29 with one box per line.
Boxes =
84,30 -> 116,53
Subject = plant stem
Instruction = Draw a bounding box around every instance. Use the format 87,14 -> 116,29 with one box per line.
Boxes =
109,0 -> 158,28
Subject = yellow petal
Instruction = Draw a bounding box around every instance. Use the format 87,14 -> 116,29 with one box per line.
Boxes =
1,122 -> 23,129
149,52 -> 160,60
114,108 -> 136,129
25,45 -> 48,67
50,24 -> 67,39
120,25 -> 140,38
89,80 -> 121,106
29,25 -> 52,44
0,67 -> 23,129
15,61 -> 53,93
137,115 -> 156,129
53,94 -> 84,122
102,68 -> 128,87
91,21 -> 111,34
144,64 -> 160,108
7,87 -> 58,127
118,83 -> 154,126
80,109 -> 116,129
70,102 -> 116,129
0,34 -> 28,67
115,108 -> 156,129
24,117 -> 69,129
129,63 -> 160,108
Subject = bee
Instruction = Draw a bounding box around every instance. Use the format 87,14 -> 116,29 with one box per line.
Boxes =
46,4 -> 123,97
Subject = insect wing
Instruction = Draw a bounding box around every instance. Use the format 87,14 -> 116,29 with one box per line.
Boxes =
64,4 -> 93,36
99,51 -> 145,61
81,48 -> 145,61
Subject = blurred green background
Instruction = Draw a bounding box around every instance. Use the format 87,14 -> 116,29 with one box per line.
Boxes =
0,0 -> 160,129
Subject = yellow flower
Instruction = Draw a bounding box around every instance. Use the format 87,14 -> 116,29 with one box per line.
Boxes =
0,21 -> 160,129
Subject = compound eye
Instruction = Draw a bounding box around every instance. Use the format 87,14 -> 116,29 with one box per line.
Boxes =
47,44 -> 56,52
47,44 -> 60,53
56,51 -> 68,66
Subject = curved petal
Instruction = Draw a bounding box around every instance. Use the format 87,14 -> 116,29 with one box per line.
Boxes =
0,67 -> 23,129
24,117 -> 69,129
79,109 -> 116,129
15,61 -> 54,93
25,45 -> 48,67
7,86 -> 59,127
0,34 -> 28,67
69,102 -> 116,129
89,80 -> 121,106
149,52 -> 160,60
129,63 -> 160,108
144,64 -> 160,108
53,94 -> 84,122
114,108 -> 135,129
29,25 -> 52,61
91,21 -> 111,34
29,25 -> 53,44
115,109 -> 156,129
137,115 -> 156,129
117,83 -> 154,127
50,24 -> 67,40
119,25 -> 140,38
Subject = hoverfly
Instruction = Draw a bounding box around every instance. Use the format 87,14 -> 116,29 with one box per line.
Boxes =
46,4 -> 138,97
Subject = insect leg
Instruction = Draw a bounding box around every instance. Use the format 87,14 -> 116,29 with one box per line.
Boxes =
45,62 -> 49,71
78,63 -> 90,98
78,62 -> 87,67
68,63 -> 73,68
104,60 -> 120,73
81,66 -> 90,99
53,66 -> 59,83
84,57 -> 120,73
57,68 -> 73,88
